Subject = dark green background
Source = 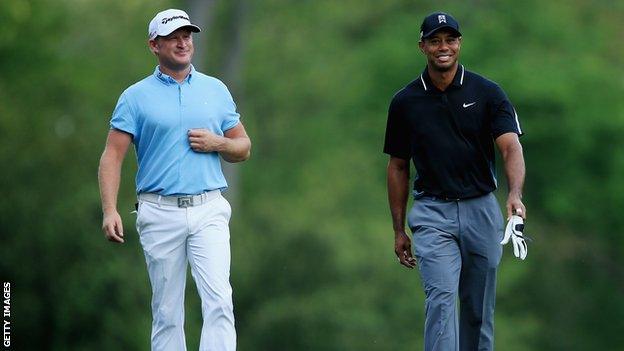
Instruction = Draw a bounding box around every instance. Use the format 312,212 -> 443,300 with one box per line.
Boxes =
1,0 -> 623,350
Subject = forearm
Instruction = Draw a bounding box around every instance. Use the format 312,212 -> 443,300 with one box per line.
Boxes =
495,133 -> 527,217
502,143 -> 525,198
387,158 -> 410,234
216,136 -> 251,163
98,151 -> 123,214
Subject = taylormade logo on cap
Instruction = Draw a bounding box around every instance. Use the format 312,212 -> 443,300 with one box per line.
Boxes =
162,15 -> 189,25
148,9 -> 201,40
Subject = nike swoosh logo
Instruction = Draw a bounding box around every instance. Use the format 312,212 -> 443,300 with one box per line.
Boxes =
463,102 -> 476,108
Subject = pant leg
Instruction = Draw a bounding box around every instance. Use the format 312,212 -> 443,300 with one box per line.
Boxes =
137,201 -> 189,351
187,194 -> 236,351
409,198 -> 461,351
457,193 -> 503,351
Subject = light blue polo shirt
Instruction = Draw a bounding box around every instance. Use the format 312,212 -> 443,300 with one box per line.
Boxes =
110,66 -> 240,195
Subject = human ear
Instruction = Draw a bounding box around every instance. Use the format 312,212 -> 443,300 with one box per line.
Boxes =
418,41 -> 425,54
148,39 -> 159,55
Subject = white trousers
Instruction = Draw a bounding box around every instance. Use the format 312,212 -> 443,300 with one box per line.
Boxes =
136,191 -> 236,351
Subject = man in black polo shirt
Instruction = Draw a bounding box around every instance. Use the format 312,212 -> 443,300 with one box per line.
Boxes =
384,12 -> 526,351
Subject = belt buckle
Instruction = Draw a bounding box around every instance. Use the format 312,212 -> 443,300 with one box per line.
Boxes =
177,196 -> 193,208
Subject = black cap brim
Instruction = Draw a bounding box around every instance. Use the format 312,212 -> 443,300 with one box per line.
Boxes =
421,26 -> 461,40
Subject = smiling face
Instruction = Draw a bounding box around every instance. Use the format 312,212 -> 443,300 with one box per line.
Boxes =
149,27 -> 194,72
419,30 -> 462,72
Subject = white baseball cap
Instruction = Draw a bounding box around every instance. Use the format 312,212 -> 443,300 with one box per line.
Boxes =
148,9 -> 201,40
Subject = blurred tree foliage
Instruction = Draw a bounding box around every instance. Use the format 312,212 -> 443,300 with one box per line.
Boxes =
0,0 -> 622,350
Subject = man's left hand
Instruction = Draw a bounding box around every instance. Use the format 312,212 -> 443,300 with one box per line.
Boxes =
188,128 -> 224,153
506,194 -> 526,220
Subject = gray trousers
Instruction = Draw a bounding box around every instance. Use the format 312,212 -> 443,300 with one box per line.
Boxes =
408,192 -> 503,351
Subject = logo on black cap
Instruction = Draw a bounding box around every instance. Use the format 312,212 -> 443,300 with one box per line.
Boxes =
438,15 -> 446,23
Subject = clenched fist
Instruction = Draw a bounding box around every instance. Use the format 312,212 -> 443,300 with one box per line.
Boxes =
188,128 -> 225,153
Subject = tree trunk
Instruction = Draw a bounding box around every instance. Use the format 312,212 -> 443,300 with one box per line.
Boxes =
186,0 -> 246,207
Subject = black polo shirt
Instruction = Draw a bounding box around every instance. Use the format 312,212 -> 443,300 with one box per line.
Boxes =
383,64 -> 523,199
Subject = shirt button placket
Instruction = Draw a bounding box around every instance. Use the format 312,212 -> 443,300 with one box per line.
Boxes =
179,85 -> 183,108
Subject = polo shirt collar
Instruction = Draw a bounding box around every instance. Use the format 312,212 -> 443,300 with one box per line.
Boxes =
153,65 -> 196,85
419,64 -> 465,91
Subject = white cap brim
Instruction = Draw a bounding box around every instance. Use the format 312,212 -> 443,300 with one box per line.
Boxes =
154,24 -> 201,39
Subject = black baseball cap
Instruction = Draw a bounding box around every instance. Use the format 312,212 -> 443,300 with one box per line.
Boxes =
420,12 -> 461,40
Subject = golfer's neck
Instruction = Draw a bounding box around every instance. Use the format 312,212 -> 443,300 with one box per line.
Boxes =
428,64 -> 458,91
160,64 -> 191,84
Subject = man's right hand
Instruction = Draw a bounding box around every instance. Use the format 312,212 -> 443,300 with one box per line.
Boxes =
102,211 -> 125,243
98,129 -> 131,244
394,231 -> 416,269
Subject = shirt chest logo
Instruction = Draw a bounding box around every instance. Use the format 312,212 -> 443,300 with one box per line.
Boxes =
462,102 -> 476,108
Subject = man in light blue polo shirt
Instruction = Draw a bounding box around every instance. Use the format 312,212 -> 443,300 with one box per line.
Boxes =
98,8 -> 250,351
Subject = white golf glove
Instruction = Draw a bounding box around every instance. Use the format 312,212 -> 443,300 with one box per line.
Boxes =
501,214 -> 528,260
